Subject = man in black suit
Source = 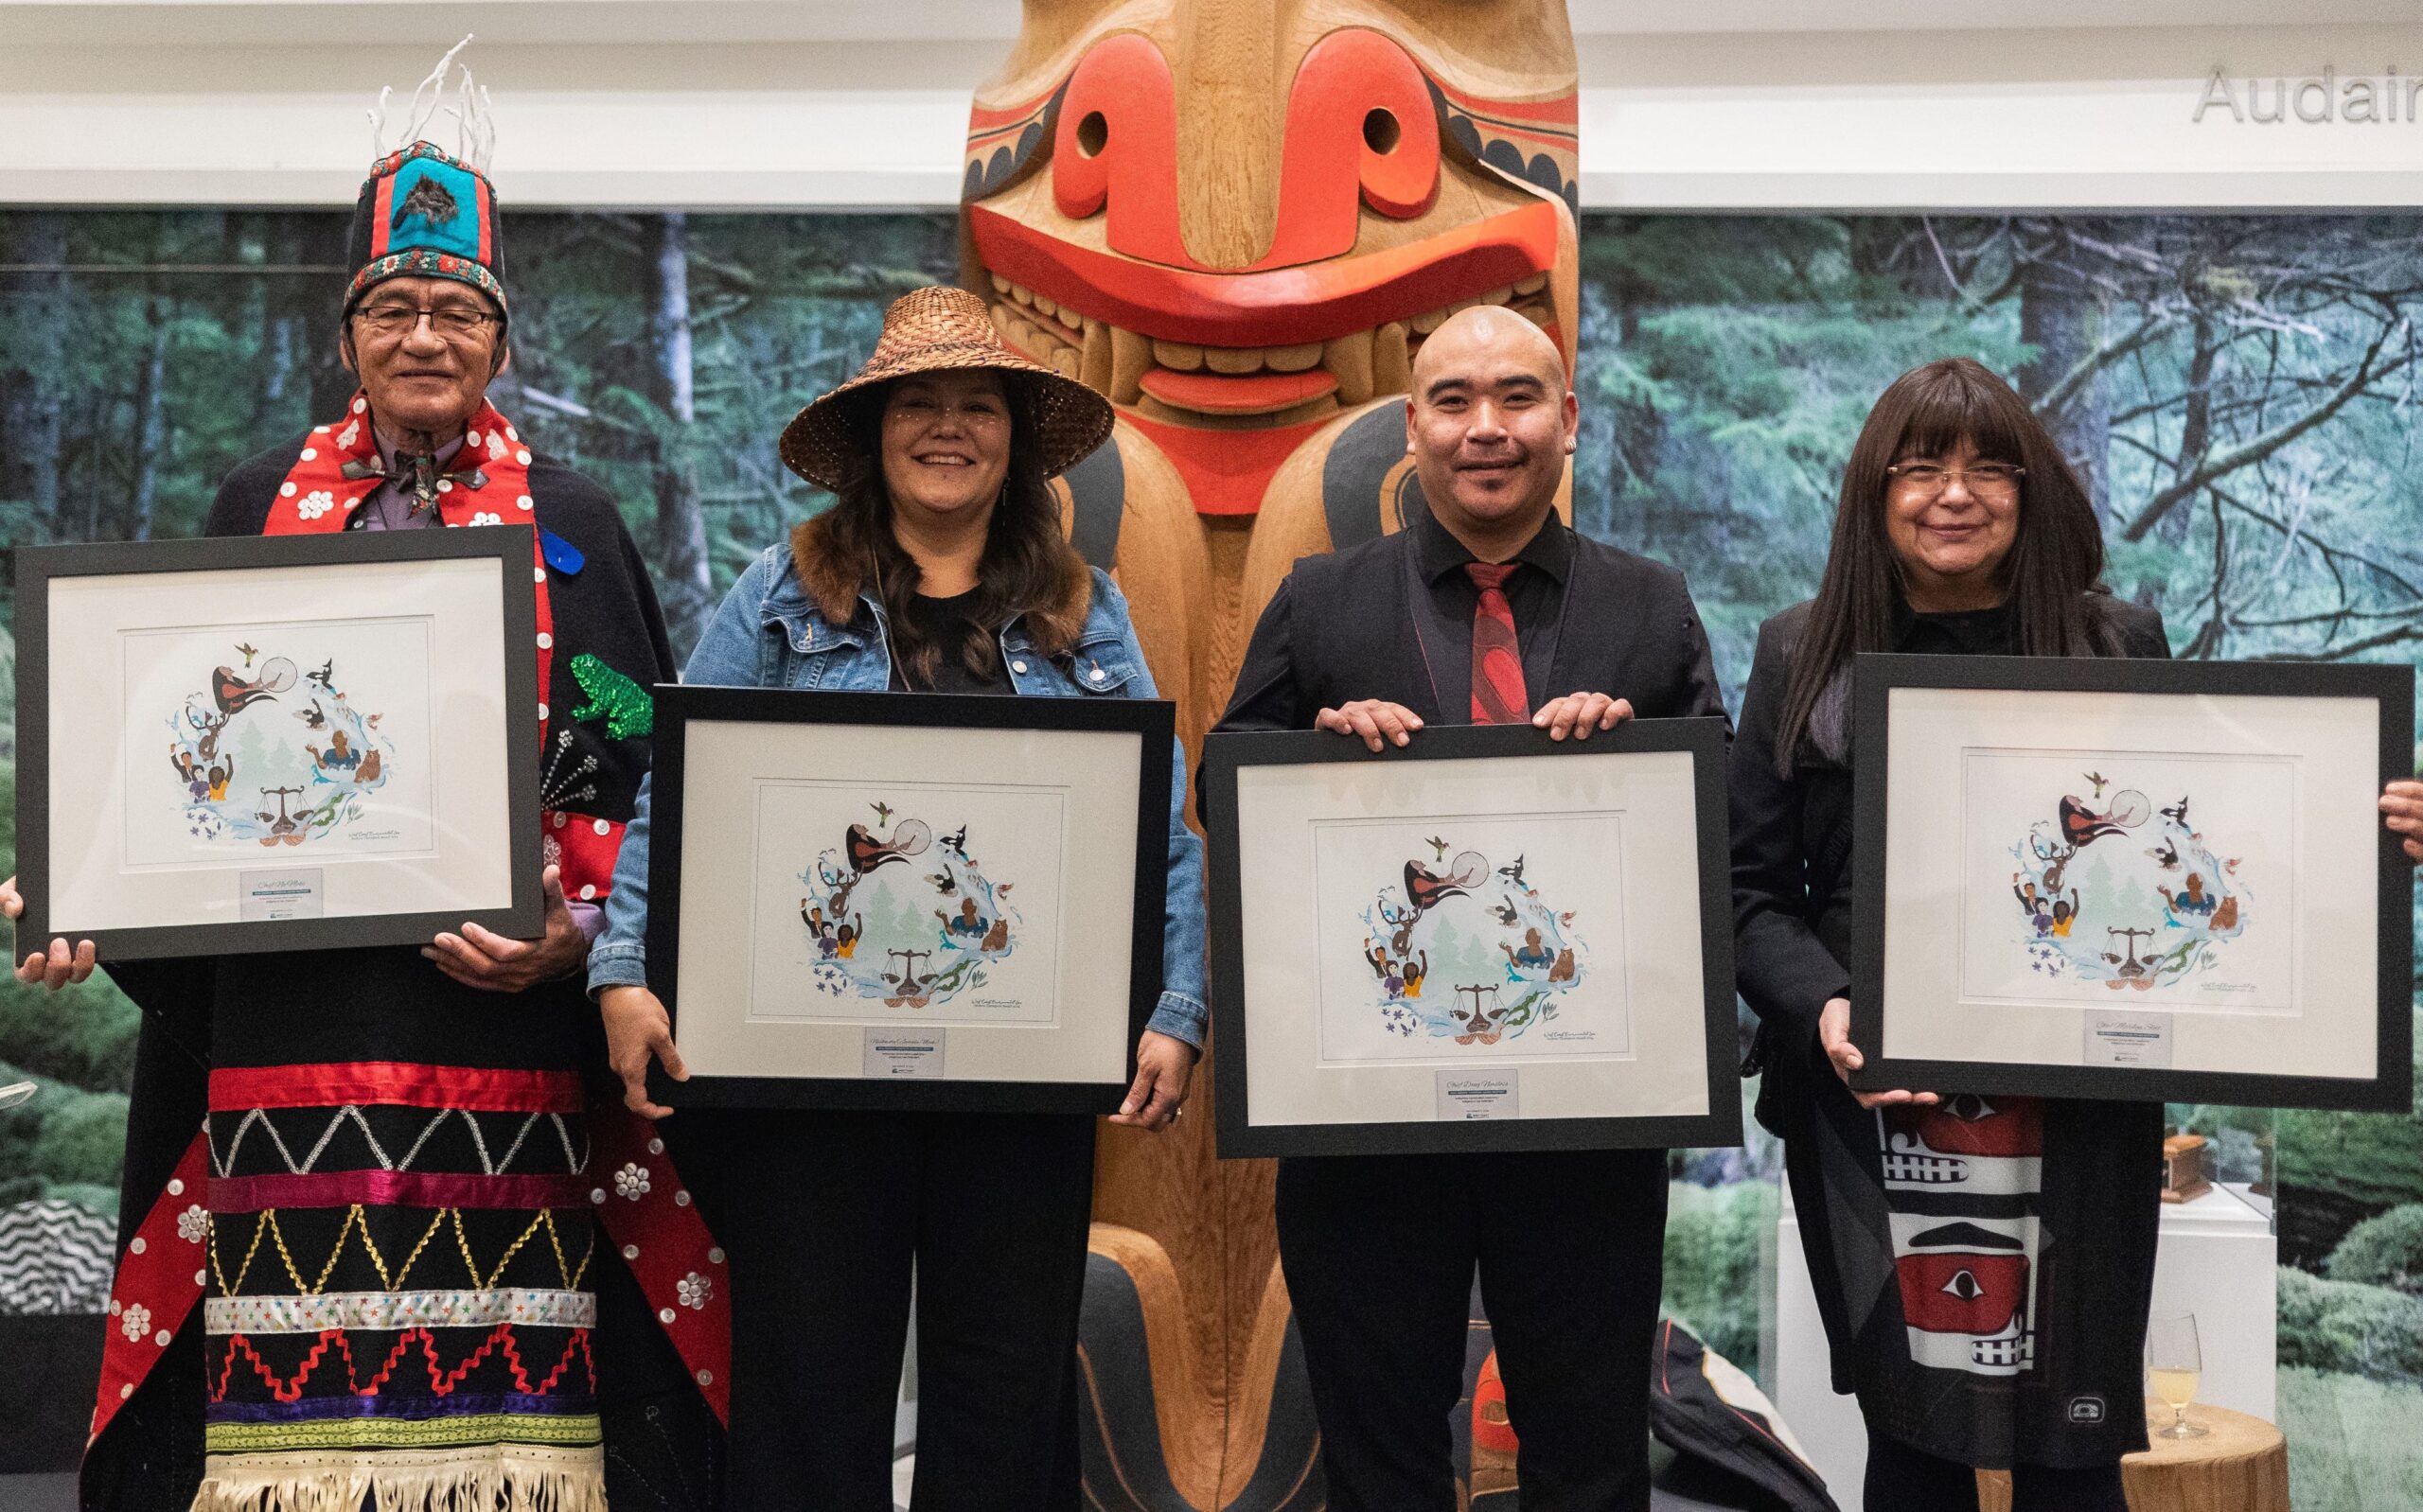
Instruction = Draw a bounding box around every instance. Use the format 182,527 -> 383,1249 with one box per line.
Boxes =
1212,306 -> 1728,1512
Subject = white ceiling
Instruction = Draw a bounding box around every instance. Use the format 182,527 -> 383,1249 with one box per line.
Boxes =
4,2 -> 2420,209
8,0 -> 2418,49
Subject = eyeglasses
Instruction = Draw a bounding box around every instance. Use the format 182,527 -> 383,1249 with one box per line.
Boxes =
1886,461 -> 2025,500
351,303 -> 502,341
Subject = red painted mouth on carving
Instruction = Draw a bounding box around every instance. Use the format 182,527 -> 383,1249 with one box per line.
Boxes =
970,200 -> 1559,351
1137,367 -> 1339,414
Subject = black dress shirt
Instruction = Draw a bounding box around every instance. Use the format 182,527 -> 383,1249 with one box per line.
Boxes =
887,589 -> 1017,694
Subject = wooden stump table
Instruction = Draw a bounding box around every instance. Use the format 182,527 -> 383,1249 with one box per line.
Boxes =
1977,1399 -> 2289,1512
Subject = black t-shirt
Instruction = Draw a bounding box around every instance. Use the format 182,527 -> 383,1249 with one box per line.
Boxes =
889,589 -> 1015,694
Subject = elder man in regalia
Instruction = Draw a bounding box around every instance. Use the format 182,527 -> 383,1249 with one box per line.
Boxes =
7,59 -> 721,1512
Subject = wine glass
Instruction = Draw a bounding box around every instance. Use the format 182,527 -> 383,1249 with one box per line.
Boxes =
2146,1312 -> 2208,1438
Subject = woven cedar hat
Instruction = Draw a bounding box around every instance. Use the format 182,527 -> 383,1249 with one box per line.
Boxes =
779,285 -> 1114,490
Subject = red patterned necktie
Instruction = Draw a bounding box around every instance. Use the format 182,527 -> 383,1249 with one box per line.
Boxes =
1464,561 -> 1530,725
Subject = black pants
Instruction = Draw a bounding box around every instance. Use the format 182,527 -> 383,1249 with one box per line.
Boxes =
1275,1148 -> 1669,1512
1864,1433 -> 2129,1512
673,1108 -> 1098,1512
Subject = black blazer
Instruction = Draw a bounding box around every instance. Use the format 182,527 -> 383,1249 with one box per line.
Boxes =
1213,521 -> 1729,743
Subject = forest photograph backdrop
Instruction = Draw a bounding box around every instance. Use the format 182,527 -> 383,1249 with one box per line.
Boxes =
2,206 -> 2420,1507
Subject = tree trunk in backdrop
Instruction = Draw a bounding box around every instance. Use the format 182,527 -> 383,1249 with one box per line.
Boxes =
15,214 -> 70,536
648,211 -> 712,657
2160,310 -> 2220,547
2016,225 -> 2113,529
128,281 -> 172,541
300,213 -> 357,422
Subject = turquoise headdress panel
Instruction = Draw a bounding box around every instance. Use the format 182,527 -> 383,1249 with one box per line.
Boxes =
344,141 -> 506,313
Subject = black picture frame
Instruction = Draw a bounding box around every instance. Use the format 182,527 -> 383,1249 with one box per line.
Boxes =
1203,717 -> 1742,1157
1849,652 -> 2414,1110
645,685 -> 1175,1114
14,528 -> 543,959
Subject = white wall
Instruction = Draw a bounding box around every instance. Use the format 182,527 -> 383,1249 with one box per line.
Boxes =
3,1 -> 2420,210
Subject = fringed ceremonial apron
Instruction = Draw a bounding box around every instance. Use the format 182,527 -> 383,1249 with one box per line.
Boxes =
197,1063 -> 603,1511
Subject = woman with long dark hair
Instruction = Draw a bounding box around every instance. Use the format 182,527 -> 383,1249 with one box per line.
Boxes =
1730,358 -> 2167,1509
1733,359 -> 2423,1502
584,287 -> 1206,1509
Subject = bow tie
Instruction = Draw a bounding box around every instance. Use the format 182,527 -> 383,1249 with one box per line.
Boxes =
341,451 -> 489,513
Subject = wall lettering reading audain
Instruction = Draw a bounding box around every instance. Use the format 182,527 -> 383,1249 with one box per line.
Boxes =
2197,68 -> 2421,124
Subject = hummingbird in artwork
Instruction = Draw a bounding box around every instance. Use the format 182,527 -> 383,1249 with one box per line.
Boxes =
2084,770 -> 2109,798
236,642 -> 258,666
872,801 -> 894,828
1425,835 -> 1449,862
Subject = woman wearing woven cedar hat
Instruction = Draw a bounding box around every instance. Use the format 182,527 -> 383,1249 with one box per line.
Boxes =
591,285 -> 1209,1508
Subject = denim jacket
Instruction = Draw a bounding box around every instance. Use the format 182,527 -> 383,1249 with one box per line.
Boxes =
589,543 -> 1210,1047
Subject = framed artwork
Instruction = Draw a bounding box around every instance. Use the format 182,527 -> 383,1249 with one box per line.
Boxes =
1849,653 -> 2414,1110
645,686 -> 1174,1113
1203,719 -> 1741,1158
15,530 -> 543,959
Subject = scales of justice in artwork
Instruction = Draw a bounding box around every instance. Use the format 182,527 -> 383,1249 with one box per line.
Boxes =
121,618 -> 433,867
1312,815 -> 1632,1064
745,782 -> 1070,1026
1956,750 -> 2296,1014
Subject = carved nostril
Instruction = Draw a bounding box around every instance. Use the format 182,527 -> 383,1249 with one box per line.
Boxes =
1362,107 -> 1401,155
1075,111 -> 1109,158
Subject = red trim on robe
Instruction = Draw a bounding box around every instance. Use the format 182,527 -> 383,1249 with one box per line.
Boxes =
208,1169 -> 592,1215
89,1132 -> 212,1444
207,1061 -> 585,1115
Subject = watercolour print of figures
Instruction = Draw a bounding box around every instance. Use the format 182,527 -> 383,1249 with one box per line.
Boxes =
747,780 -> 1069,1027
1311,814 -> 1633,1064
1957,749 -> 2298,1014
120,619 -> 434,869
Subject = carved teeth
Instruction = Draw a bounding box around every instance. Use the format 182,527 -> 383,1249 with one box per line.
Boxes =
1079,318 -> 1113,393
1265,342 -> 1323,373
1109,325 -> 1151,404
985,274 -> 1510,414
1373,321 -> 1411,395
1323,330 -> 1375,405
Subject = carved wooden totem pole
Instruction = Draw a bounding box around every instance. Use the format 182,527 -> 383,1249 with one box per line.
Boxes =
961,4 -> 1580,1503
